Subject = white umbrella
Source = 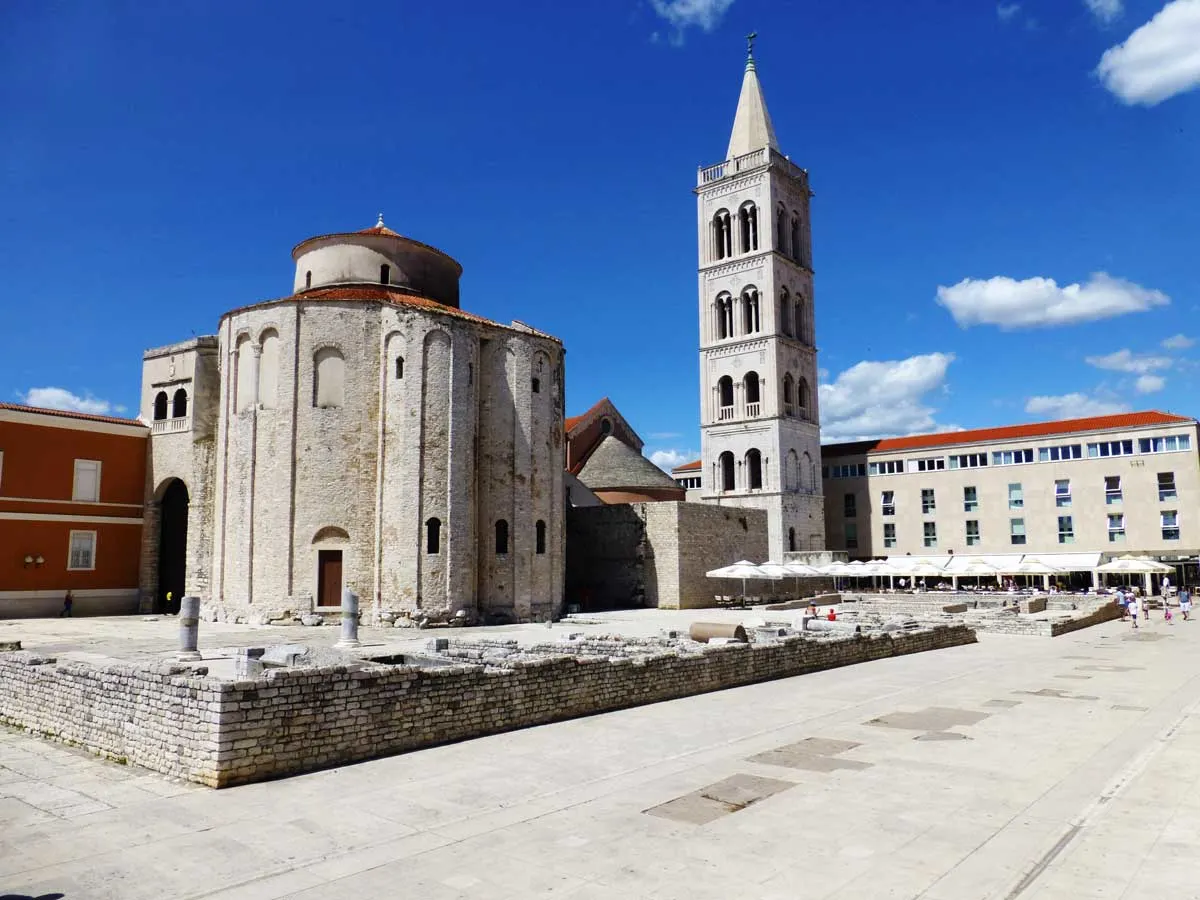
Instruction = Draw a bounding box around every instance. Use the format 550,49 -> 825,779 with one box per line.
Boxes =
1095,556 -> 1173,574
706,560 -> 767,600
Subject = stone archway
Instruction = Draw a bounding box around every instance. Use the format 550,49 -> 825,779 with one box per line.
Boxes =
157,479 -> 189,613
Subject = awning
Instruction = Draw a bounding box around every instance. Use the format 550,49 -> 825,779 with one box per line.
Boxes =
1025,552 -> 1103,570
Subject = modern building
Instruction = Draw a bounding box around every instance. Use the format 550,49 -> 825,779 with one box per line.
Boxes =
820,411 -> 1199,563
0,402 -> 148,615
142,216 -> 566,624
692,41 -> 825,559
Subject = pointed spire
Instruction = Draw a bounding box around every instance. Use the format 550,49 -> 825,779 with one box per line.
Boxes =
726,32 -> 780,160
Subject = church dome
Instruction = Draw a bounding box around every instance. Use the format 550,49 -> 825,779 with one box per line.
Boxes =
291,215 -> 463,308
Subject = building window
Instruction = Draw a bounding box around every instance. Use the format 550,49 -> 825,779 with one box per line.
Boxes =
779,288 -> 792,337
1010,518 -> 1026,545
711,209 -> 732,260
495,520 -> 509,555
1105,475 -> 1122,504
1055,479 -> 1071,508
305,270 -> 312,289
921,488 -> 936,514
536,520 -> 547,555
73,460 -> 101,502
881,491 -> 895,516
828,463 -> 866,479
1139,434 -> 1191,453
1108,513 -> 1126,542
782,374 -> 795,416
532,377 -> 540,394
843,493 -> 856,518
963,486 -> 978,513
1008,483 -> 1024,509
741,288 -> 760,334
67,530 -> 96,571
883,523 -> 897,548
923,522 -> 937,548
313,347 -> 345,408
380,263 -> 391,285
788,527 -> 797,552
868,460 -> 904,475
172,388 -> 188,418
714,293 -> 734,340
966,520 -> 981,547
844,522 -> 859,550
395,357 -> 404,380
1039,444 -> 1082,462
153,391 -> 169,421
600,417 -> 613,435
746,448 -> 763,490
949,453 -> 988,469
719,451 -> 735,492
1158,472 -> 1177,501
738,202 -> 758,253
716,376 -> 734,420
744,371 -> 761,416
993,448 -> 1034,466
798,378 -> 811,420
791,214 -> 802,264
910,457 -> 945,473
426,518 -> 441,554
1162,510 -> 1180,541
1058,515 -> 1075,544
1088,439 -> 1134,458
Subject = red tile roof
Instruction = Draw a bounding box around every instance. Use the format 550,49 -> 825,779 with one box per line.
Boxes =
0,401 -> 146,429
671,459 -> 702,472
822,411 -> 1196,456
565,397 -> 612,434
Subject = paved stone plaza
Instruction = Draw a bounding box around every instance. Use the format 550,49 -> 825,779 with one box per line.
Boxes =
3,613 -> 1199,899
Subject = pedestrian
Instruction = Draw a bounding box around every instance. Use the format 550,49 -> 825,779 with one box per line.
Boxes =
1129,592 -> 1140,629
827,607 -> 837,622
1180,586 -> 1191,622
1165,605 -> 1174,625
59,590 -> 73,617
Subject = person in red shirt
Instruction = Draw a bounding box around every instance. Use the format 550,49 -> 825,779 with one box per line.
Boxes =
827,608 -> 837,621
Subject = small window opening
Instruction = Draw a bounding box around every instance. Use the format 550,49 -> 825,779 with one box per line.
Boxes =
532,377 -> 540,394
535,520 -> 546,555
305,270 -> 312,289
495,519 -> 509,555
426,517 -> 441,554
380,264 -> 390,285
395,357 -> 404,380
153,391 -> 168,421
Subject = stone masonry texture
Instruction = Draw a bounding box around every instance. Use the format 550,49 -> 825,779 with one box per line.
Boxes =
0,625 -> 975,788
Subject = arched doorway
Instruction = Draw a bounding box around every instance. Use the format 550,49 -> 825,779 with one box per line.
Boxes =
158,479 -> 189,613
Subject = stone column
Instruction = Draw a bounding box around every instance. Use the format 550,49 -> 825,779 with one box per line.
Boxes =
336,588 -> 361,648
178,595 -> 201,660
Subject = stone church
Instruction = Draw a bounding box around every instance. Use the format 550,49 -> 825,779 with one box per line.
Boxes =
140,218 -> 565,624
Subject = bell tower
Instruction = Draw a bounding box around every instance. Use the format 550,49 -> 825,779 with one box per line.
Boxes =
695,36 -> 825,558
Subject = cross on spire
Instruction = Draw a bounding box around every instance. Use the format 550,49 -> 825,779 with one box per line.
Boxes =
746,31 -> 757,59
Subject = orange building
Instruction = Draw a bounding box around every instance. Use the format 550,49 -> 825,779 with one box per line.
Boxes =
0,403 -> 148,617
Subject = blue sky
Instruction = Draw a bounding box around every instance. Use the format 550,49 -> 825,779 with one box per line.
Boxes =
3,0 -> 1199,470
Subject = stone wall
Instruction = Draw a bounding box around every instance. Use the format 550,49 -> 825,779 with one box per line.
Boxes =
0,625 -> 976,788
565,504 -> 645,610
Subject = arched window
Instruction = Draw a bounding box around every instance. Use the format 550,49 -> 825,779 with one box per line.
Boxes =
258,329 -> 279,409
395,356 -> 404,380
746,449 -> 763,490
802,450 -> 815,491
172,388 -> 188,418
779,287 -> 792,337
600,417 -> 613,435
738,202 -> 758,253
741,287 -> 760,334
798,378 -> 811,420
536,520 -> 546,555
717,376 -> 734,420
744,371 -> 760,416
719,451 -> 735,492
153,391 -> 168,421
305,270 -> 312,290
795,296 -> 807,344
776,204 -> 788,256
714,292 -> 734,340
532,377 -> 540,394
426,518 -> 441,554
495,519 -> 509,555
782,374 -> 795,416
788,527 -> 797,552
314,347 -> 345,408
711,209 -> 732,260
380,264 -> 391,285
791,214 -> 802,264
786,449 -> 799,491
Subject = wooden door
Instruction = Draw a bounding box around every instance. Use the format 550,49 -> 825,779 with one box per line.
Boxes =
318,550 -> 342,607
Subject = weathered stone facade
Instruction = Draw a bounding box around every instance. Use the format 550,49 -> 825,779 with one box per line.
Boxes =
142,222 -> 565,624
0,624 -> 977,787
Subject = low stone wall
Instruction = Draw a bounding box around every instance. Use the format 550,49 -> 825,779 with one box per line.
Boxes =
0,624 -> 976,788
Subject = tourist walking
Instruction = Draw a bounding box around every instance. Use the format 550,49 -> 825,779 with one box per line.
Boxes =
59,590 -> 73,617
1129,592 -> 1140,629
1180,586 -> 1191,621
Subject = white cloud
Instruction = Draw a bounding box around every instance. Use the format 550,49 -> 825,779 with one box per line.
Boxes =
1024,393 -> 1130,418
819,353 -> 955,443
1135,374 -> 1166,393
649,0 -> 735,36
21,387 -> 120,415
1084,348 -> 1172,374
1085,0 -> 1123,23
1162,333 -> 1195,350
650,448 -> 698,472
936,272 -> 1169,329
997,2 -> 1021,21
1096,0 -> 1200,106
